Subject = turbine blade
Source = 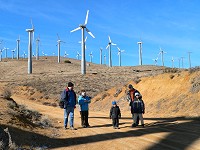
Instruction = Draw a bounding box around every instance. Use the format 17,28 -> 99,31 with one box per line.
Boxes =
85,36 -> 87,42
70,27 -> 81,33
112,43 -> 116,46
86,28 -> 95,38
117,47 -> 120,51
57,33 -> 60,40
31,18 -> 34,29
106,45 -> 109,49
85,10 -> 89,25
108,36 -> 111,43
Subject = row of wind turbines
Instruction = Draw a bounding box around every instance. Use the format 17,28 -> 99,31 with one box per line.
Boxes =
0,10 -> 193,74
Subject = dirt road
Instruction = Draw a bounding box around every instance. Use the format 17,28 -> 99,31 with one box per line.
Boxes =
12,95 -> 200,150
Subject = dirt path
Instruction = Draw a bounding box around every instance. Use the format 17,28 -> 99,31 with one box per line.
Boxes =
12,95 -> 200,150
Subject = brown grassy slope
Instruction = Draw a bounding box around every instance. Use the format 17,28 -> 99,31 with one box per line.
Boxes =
90,70 -> 200,118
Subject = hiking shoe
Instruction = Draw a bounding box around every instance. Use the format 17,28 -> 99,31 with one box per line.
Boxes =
142,124 -> 145,128
70,127 -> 77,130
64,126 -> 67,130
132,123 -> 137,127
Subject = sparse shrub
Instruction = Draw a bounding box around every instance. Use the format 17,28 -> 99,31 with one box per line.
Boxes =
188,66 -> 200,74
64,60 -> 71,63
2,88 -> 12,100
38,116 -> 52,128
7,101 -> 18,110
101,92 -> 110,100
95,97 -> 101,101
163,68 -> 179,73
113,88 -> 122,97
169,74 -> 175,79
133,76 -> 141,84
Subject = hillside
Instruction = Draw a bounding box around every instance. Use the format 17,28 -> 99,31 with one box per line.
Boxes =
0,57 -> 200,149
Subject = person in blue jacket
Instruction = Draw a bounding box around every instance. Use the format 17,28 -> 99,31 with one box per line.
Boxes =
60,82 -> 77,130
78,89 -> 91,128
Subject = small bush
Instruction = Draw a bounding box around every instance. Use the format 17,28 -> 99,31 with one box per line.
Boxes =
169,74 -> 175,79
2,88 -> 12,100
113,88 -> 122,97
64,60 -> 71,63
133,76 -> 141,84
188,66 -> 200,74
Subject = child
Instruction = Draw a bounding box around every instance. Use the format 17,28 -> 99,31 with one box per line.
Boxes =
131,93 -> 145,127
78,89 -> 91,128
110,101 -> 121,129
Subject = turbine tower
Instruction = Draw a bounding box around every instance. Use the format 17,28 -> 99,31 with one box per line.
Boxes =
106,36 -> 116,67
181,57 -> 184,68
36,35 -> 40,60
159,48 -> 167,66
11,49 -> 16,59
171,57 -> 174,68
100,48 -> 103,65
26,20 -> 34,74
104,54 -> 106,65
137,41 -> 143,65
188,51 -> 192,68
56,34 -> 65,63
4,47 -> 9,58
117,47 -> 125,66
0,48 -> 3,61
16,35 -> 20,60
70,10 -> 95,75
89,51 -> 93,63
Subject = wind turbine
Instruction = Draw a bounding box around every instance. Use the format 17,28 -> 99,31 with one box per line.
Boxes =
188,51 -> 192,68
23,51 -> 27,59
137,41 -> 143,65
152,57 -> 158,66
26,19 -> 34,74
100,48 -> 103,65
4,47 -> 9,58
64,51 -> 69,58
76,51 -> 81,60
117,47 -> 125,66
181,57 -> 184,68
16,35 -> 20,60
159,48 -> 167,66
89,51 -> 93,63
104,54 -> 106,65
36,35 -> 40,60
171,57 -> 175,68
0,48 -> 3,61
106,35 -> 116,67
56,34 -> 65,63
70,10 -> 95,74
11,48 -> 16,59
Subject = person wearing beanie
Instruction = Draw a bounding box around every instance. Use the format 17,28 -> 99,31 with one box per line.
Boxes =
78,89 -> 91,128
60,82 -> 77,130
131,93 -> 145,127
126,84 -> 140,127
110,101 -> 121,129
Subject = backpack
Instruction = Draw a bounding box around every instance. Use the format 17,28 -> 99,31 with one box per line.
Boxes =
59,88 -> 69,109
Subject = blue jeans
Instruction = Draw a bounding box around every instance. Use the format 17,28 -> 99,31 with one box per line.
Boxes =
64,106 -> 74,127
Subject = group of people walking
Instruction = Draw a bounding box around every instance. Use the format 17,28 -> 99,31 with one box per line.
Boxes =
59,82 -> 145,130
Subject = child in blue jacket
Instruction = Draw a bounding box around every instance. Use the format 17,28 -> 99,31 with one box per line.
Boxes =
78,89 -> 91,128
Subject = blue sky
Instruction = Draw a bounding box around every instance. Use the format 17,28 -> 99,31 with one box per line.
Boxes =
0,0 -> 199,68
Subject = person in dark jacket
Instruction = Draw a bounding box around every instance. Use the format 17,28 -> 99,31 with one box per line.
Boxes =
131,93 -> 145,127
78,89 -> 91,128
110,101 -> 121,129
127,84 -> 140,127
60,82 -> 77,130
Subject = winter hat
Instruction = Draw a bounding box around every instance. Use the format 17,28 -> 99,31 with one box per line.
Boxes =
128,84 -> 133,89
112,101 -> 117,105
68,82 -> 74,87
135,92 -> 140,96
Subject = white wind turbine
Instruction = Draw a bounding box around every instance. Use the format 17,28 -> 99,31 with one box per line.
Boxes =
64,51 -> 69,58
100,48 -> 103,65
117,47 -> 125,66
137,40 -> 143,65
152,57 -> 158,66
171,57 -> 175,68
159,48 -> 167,66
26,19 -> 34,74
76,51 -> 81,60
22,51 -> 27,59
70,10 -> 95,74
106,35 -> 116,67
56,34 -> 65,63
89,51 -> 93,63
0,48 -> 3,61
4,47 -> 9,58
11,48 -> 16,59
16,35 -> 20,60
36,35 -> 40,60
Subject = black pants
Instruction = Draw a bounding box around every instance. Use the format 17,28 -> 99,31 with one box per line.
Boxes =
112,118 -> 119,127
80,111 -> 89,127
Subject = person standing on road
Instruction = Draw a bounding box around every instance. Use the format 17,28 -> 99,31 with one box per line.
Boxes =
60,82 -> 77,130
126,84 -> 140,127
131,93 -> 145,127
78,89 -> 91,128
110,101 -> 121,129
